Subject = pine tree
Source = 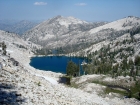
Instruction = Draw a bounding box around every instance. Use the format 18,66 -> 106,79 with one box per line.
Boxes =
66,61 -> 78,76
134,55 -> 140,66
2,42 -> 7,55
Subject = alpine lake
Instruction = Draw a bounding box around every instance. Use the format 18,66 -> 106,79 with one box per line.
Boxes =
30,56 -> 86,75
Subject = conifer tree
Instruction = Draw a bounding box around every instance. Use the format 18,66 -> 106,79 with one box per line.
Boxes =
2,42 -> 7,55
135,56 -> 140,66
66,61 -> 78,76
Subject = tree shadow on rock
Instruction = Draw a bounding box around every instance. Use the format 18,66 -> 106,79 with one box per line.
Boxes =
0,83 -> 26,105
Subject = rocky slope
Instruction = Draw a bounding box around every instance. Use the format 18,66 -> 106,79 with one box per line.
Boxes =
1,58 -> 139,105
0,30 -> 41,54
72,33 -> 140,57
0,15 -> 140,104
0,30 -> 140,105
23,16 -> 140,54
23,16 -> 106,48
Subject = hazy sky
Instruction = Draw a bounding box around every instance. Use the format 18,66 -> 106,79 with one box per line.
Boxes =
0,0 -> 140,22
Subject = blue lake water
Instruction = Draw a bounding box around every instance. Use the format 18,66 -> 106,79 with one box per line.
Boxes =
30,56 -> 85,74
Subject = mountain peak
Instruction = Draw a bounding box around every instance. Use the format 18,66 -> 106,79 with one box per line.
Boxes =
53,15 -> 62,19
45,16 -> 88,27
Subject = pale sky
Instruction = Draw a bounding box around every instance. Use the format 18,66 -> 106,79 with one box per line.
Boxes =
0,0 -> 140,21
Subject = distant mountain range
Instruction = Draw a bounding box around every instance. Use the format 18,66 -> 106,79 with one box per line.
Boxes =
0,20 -> 39,35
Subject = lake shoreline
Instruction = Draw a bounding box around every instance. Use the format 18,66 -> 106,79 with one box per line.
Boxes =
29,55 -> 85,75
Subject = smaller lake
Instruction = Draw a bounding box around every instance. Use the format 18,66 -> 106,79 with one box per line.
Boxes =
30,56 -> 85,74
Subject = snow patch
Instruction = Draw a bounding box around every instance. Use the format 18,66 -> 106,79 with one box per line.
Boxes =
35,74 -> 58,85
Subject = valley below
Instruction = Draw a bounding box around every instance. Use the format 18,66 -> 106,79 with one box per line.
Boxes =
0,15 -> 140,105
